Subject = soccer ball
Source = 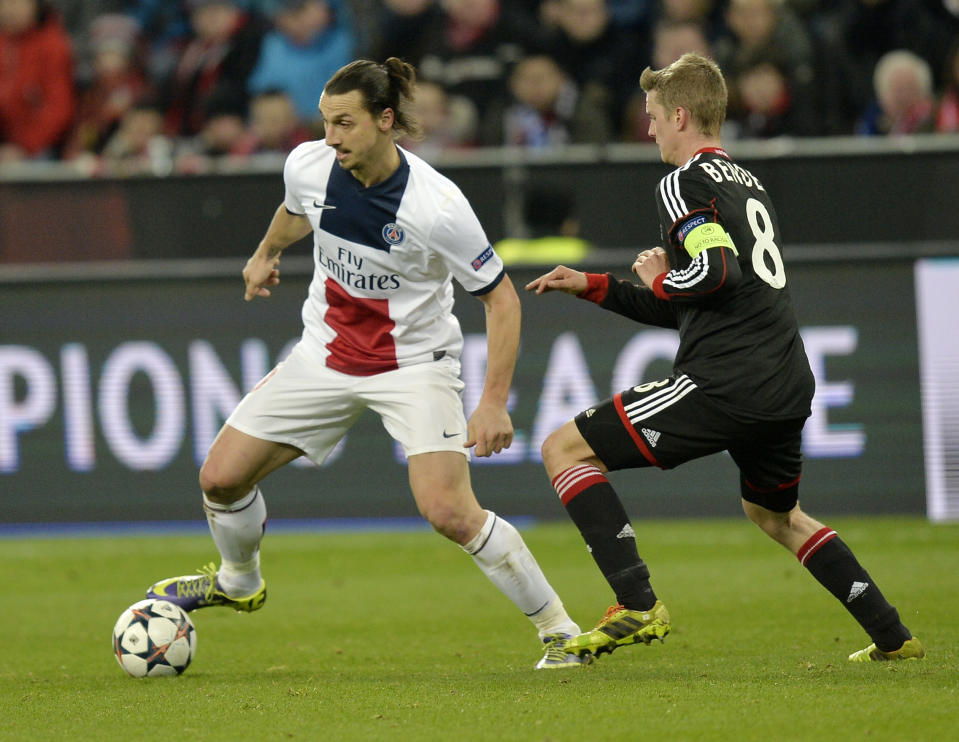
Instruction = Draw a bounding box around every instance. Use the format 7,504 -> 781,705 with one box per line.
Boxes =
112,599 -> 197,677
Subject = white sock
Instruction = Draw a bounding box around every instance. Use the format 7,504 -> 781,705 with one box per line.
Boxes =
463,510 -> 580,640
203,486 -> 266,597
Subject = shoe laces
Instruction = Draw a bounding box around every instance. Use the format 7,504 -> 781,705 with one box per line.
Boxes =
177,562 -> 218,601
595,604 -> 626,628
541,644 -> 567,663
540,635 -> 574,664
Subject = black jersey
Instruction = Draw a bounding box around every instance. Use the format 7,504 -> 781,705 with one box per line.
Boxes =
582,147 -> 814,422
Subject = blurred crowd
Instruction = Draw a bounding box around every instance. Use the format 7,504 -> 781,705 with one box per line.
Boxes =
1,0 -> 958,176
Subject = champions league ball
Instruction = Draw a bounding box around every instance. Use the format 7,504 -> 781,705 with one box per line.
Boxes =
112,599 -> 197,677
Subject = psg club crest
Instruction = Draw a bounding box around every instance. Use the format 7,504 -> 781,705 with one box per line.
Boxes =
382,222 -> 405,246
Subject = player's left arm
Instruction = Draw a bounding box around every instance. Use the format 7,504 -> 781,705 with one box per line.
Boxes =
648,211 -> 743,302
467,273 -> 519,458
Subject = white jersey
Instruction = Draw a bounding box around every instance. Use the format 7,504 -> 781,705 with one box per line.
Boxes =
283,141 -> 504,376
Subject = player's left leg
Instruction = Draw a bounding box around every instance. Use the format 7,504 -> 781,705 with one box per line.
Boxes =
407,451 -> 583,668
743,499 -> 923,660
736,425 -> 923,661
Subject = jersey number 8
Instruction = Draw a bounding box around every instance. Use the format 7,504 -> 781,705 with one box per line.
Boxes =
746,198 -> 786,289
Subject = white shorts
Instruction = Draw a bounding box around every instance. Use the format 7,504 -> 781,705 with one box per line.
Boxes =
226,341 -> 470,465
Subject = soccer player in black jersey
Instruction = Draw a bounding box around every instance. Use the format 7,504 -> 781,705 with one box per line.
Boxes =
525,53 -> 924,663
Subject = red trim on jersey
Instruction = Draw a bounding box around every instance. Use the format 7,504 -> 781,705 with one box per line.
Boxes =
652,273 -> 669,300
797,527 -> 837,566
696,147 -> 730,159
552,464 -> 608,505
323,278 -> 399,375
251,366 -> 278,392
580,272 -> 610,303
613,392 -> 662,467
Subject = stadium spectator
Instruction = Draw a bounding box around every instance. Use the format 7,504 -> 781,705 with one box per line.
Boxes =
546,0 -> 645,143
649,0 -> 724,42
542,0 -> 654,31
417,0 -> 540,146
505,53 -> 615,147
621,19 -> 712,142
935,38 -> 959,133
714,0 -> 818,137
606,0 -> 655,29
364,0 -> 442,66
125,0 -> 193,81
526,51 -> 925,666
172,87 -> 249,172
246,0 -> 354,129
890,0 -> 959,92
99,99 -> 173,175
0,0 -> 76,162
46,0 -> 128,84
824,0 -> 958,135
231,88 -> 312,158
64,13 -> 152,160
728,59 -> 796,139
160,0 -> 266,138
144,57 -> 586,672
397,78 -> 477,159
857,49 -> 936,137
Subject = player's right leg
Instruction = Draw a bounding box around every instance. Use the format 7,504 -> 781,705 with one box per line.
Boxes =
147,426 -> 301,612
148,344 -> 362,613
542,378 -> 734,658
541,418 -> 673,658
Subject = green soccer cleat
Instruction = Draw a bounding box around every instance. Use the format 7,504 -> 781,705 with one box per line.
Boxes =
533,634 -> 592,670
147,562 -> 267,613
564,600 -> 671,659
848,637 -> 925,662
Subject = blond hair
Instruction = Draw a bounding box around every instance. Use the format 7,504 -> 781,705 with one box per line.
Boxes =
639,53 -> 727,137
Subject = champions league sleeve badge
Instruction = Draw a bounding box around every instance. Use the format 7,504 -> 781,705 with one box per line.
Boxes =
471,245 -> 494,270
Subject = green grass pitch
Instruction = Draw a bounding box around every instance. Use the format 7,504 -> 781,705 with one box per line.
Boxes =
2,516 -> 956,741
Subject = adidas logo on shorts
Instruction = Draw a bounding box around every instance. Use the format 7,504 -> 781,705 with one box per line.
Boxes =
641,428 -> 661,447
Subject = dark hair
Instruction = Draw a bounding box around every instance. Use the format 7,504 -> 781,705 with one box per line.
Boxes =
324,58 -> 423,140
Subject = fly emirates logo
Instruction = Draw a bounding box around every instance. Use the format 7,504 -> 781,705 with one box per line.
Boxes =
317,245 -> 400,291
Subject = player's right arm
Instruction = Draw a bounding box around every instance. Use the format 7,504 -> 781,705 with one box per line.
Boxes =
525,264 -> 677,328
243,203 -> 313,301
525,264 -> 589,295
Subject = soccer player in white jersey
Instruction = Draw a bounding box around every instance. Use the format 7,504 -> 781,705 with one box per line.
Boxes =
146,58 -> 584,670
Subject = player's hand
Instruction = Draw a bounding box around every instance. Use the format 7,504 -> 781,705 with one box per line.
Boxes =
631,247 -> 669,288
464,401 -> 514,458
524,265 -> 588,295
243,253 -> 281,301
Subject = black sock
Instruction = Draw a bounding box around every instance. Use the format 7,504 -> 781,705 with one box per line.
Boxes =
552,465 -> 657,611
798,527 -> 911,651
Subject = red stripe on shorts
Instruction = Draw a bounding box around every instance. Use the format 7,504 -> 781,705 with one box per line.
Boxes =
744,475 -> 802,493
552,464 -> 607,505
613,392 -> 662,467
797,527 -> 837,566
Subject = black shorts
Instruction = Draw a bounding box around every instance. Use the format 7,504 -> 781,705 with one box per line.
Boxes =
574,374 -> 808,513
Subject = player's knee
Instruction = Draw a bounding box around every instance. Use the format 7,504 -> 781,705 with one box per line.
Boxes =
198,459 -> 251,504
419,498 -> 479,544
541,428 -> 571,478
742,499 -> 791,541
